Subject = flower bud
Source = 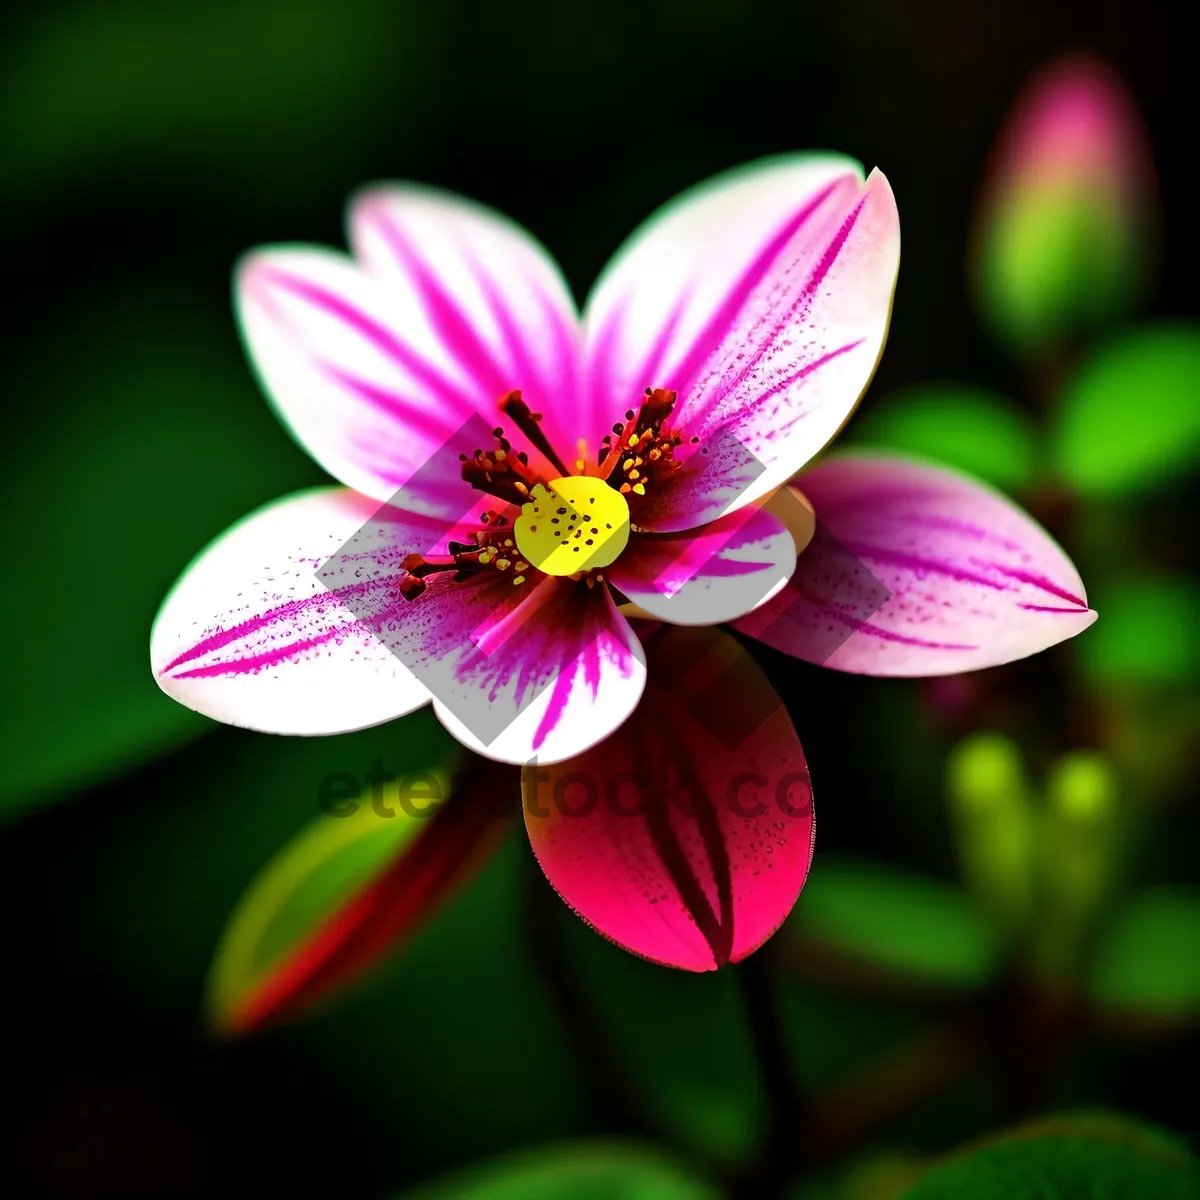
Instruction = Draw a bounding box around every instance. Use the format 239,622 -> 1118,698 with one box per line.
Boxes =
1030,749 -> 1121,983
946,732 -> 1035,935
972,53 -> 1155,356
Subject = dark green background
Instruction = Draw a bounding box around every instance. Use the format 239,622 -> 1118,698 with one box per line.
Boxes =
2,0 -> 1197,1196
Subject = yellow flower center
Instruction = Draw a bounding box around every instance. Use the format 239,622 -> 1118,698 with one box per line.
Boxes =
514,476 -> 630,577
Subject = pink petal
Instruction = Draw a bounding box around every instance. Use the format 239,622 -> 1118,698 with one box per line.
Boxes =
607,504 -> 796,626
154,488 -> 646,761
238,189 -> 583,513
350,185 -> 587,474
151,488 -> 430,735
431,582 -> 647,766
988,53 -> 1152,221
525,625 -> 814,970
583,154 -> 863,451
736,454 -> 1097,675
633,168 -> 901,531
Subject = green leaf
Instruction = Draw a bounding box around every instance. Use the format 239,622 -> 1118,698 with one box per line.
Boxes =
900,1112 -> 1200,1199
0,291 -> 326,819
1051,324 -> 1200,497
851,384 -> 1038,490
45,711 -> 588,1174
1088,889 -> 1200,1021
207,753 -> 508,1034
401,1142 -> 719,1199
0,0 -> 440,201
793,858 -> 1001,990
1077,577 -> 1200,687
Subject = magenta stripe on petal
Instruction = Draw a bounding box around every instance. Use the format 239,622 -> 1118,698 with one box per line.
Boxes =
820,608 -> 977,652
525,625 -> 814,970
610,504 -> 797,627
733,338 -> 866,431
735,456 -> 1096,676
158,579 -> 396,677
170,626 -> 354,679
369,216 -> 513,399
992,565 -> 1087,608
632,170 -> 900,531
151,489 -> 434,736
257,267 -> 476,409
805,196 -> 867,299
1019,603 -> 1090,613
841,544 -> 1012,590
669,177 -> 852,397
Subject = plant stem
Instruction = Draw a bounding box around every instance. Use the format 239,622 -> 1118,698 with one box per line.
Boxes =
523,860 -> 656,1141
735,947 -> 804,1196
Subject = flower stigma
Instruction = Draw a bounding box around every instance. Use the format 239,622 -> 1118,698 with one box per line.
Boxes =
514,476 -> 630,576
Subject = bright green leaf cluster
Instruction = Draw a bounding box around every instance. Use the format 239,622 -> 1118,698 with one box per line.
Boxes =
1051,324 -> 1200,497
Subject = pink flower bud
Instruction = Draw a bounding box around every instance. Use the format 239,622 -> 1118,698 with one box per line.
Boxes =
973,54 -> 1156,356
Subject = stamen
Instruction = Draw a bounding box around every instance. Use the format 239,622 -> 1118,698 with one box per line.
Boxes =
398,525 -> 534,601
595,387 -> 684,506
499,390 -> 571,476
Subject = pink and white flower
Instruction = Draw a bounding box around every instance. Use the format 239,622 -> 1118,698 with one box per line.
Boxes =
152,155 -> 1095,980
153,154 -> 908,764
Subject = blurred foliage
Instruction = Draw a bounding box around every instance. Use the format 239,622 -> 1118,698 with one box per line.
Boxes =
1089,889 -> 1200,1022
2,2 -> 1198,1195
1078,576 -> 1200,686
0,290 -> 325,818
207,757 -> 463,1033
792,1153 -> 926,1200
1045,751 -> 1119,821
971,54 -> 1155,358
34,710 -> 589,1181
974,181 -> 1141,357
946,732 -> 1036,935
562,932 -> 765,1172
1050,324 -> 1200,497
792,858 -> 1001,991
1032,750 -> 1121,984
899,1112 -> 1200,1198
849,384 -> 1038,490
400,1141 -> 720,1199
0,0 -> 441,207
947,734 -> 1125,987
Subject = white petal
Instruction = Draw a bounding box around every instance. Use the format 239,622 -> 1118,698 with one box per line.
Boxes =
152,488 -> 429,735
432,587 -> 647,766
